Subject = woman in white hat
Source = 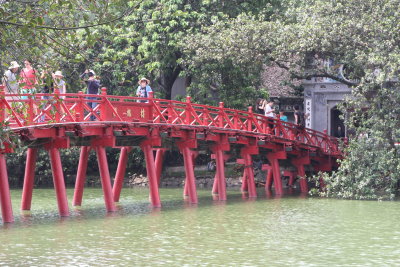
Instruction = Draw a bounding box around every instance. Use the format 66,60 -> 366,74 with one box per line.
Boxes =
53,71 -> 66,99
136,77 -> 152,103
2,61 -> 20,98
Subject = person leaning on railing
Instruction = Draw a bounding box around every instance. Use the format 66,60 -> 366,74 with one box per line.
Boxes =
136,77 -> 152,103
264,99 -> 276,130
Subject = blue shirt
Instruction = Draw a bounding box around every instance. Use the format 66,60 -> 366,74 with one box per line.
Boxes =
136,85 -> 152,98
280,115 -> 288,122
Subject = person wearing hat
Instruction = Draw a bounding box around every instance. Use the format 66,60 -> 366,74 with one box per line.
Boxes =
52,71 -> 66,99
2,61 -> 20,98
80,69 -> 100,120
136,77 -> 152,103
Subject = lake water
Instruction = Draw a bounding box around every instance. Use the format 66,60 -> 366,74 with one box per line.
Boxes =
1,188 -> 400,266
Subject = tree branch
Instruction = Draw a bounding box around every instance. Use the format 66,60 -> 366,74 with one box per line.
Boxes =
0,0 -> 143,31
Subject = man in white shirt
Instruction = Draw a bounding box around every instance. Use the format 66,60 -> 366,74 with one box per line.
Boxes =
264,100 -> 275,118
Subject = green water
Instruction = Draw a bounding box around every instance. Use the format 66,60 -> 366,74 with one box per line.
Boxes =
1,188 -> 400,266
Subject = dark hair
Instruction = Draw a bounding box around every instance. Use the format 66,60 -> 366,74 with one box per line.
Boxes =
294,105 -> 300,110
256,98 -> 262,105
88,72 -> 95,77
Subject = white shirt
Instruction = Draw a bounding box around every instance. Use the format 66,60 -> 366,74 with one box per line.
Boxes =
3,70 -> 19,94
264,104 -> 275,118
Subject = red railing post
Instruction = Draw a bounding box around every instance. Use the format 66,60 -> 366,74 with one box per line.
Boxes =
218,102 -> 224,128
100,87 -> 111,121
53,88 -> 61,122
185,96 -> 192,125
76,91 -> 85,122
247,106 -> 253,132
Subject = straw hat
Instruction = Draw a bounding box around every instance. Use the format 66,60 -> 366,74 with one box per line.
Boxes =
54,70 -> 64,77
8,61 -> 20,69
138,77 -> 150,85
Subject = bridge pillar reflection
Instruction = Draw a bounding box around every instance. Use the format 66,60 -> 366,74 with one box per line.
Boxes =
73,146 -> 91,206
48,147 -> 70,217
0,154 -> 14,223
21,148 -> 38,211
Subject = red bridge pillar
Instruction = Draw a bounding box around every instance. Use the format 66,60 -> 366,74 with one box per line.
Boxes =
48,147 -> 70,217
141,142 -> 161,207
21,148 -> 38,211
183,150 -> 198,198
291,155 -> 311,193
95,146 -> 117,212
112,147 -> 131,202
266,151 -> 286,195
73,146 -> 91,206
177,132 -> 198,204
0,153 -> 14,223
155,148 -> 167,187
237,145 -> 258,198
211,135 -> 230,201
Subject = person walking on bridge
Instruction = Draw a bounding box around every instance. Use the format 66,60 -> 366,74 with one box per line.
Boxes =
136,77 -> 152,103
20,59 -> 38,100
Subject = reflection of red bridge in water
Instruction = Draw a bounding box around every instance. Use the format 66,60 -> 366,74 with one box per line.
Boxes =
0,86 -> 342,223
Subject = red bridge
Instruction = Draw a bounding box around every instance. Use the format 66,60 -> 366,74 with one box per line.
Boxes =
0,86 -> 342,223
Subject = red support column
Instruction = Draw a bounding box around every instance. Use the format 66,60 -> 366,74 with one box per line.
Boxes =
21,148 -> 38,210
267,156 -> 283,195
181,146 -> 198,204
265,170 -> 273,189
112,147 -> 130,202
183,151 -> 197,197
243,152 -> 257,198
0,154 -> 14,223
291,156 -> 310,193
48,147 -> 69,217
212,173 -> 219,194
215,148 -> 227,201
155,148 -> 166,186
95,146 -> 117,212
240,171 -> 247,192
296,164 -> 308,193
72,146 -> 90,206
141,143 -> 161,207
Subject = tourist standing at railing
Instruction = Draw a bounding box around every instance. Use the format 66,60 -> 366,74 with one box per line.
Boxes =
53,71 -> 66,99
279,111 -> 288,122
20,59 -> 38,100
80,69 -> 100,121
136,77 -> 152,103
2,61 -> 20,100
40,66 -> 54,100
264,100 -> 276,131
256,98 -> 266,115
294,105 -> 309,130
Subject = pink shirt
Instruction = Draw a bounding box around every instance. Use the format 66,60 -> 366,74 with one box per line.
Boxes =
20,68 -> 37,89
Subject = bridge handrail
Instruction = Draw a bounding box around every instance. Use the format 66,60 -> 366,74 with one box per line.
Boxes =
0,90 -> 340,154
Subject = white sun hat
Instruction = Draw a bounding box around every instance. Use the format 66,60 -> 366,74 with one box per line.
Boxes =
8,61 -> 20,69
